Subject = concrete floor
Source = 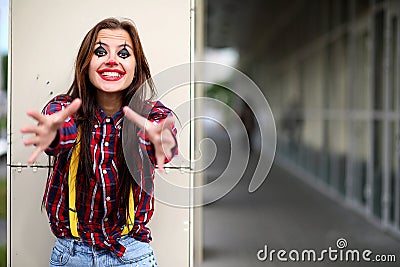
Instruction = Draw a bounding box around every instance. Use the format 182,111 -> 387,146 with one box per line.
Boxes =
200,127 -> 400,267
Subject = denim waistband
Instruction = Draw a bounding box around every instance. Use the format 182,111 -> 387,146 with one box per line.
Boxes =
56,238 -> 101,255
53,236 -> 156,266
55,236 -> 132,255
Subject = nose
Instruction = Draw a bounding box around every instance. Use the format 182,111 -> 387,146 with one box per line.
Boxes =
107,59 -> 117,67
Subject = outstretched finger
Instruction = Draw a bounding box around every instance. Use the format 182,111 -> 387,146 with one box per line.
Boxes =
26,110 -> 47,124
23,135 -> 40,146
28,147 -> 43,164
20,125 -> 39,135
123,106 -> 148,130
156,152 -> 165,172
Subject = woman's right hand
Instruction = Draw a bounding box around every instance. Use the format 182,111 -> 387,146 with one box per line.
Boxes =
20,98 -> 82,164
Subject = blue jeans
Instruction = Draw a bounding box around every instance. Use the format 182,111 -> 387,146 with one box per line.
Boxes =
49,236 -> 158,267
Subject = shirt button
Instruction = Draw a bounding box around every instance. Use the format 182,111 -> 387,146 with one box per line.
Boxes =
104,142 -> 109,147
102,169 -> 107,174
106,196 -> 111,201
94,124 -> 99,128
104,217 -> 108,222
105,118 -> 111,123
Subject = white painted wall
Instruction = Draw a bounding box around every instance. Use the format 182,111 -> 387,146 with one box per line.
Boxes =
9,1 -> 191,266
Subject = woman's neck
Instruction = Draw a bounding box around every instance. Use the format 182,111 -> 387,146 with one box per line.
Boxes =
95,91 -> 123,116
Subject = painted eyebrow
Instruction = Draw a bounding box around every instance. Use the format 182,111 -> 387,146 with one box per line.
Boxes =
95,41 -> 133,50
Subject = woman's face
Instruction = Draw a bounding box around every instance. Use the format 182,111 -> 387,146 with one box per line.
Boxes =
88,28 -> 136,94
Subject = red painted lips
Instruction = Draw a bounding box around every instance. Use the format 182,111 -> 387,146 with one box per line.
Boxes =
97,68 -> 126,81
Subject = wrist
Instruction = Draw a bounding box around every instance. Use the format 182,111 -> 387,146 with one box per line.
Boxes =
49,130 -> 60,148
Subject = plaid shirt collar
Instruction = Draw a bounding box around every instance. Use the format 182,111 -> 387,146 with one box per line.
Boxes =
94,104 -> 125,128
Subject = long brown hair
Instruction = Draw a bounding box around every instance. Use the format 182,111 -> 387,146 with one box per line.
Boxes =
67,17 -> 155,224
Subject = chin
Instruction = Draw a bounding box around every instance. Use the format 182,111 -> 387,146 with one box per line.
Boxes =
96,86 -> 125,93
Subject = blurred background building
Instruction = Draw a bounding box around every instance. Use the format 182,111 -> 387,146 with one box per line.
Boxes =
206,0 -> 400,236
201,0 -> 400,266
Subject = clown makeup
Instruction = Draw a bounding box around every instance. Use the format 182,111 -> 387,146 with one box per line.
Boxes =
117,43 -> 131,59
93,42 -> 132,59
94,43 -> 107,58
88,29 -> 137,98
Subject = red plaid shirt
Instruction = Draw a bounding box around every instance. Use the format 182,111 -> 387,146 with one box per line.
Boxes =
43,95 -> 177,257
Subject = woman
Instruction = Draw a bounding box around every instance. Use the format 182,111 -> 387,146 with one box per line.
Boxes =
20,17 -> 177,266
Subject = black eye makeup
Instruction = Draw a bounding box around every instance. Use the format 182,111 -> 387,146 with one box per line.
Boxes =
94,43 -> 107,58
117,44 -> 131,59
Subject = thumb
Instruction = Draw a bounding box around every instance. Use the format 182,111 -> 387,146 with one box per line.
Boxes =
123,106 -> 147,130
56,98 -> 82,122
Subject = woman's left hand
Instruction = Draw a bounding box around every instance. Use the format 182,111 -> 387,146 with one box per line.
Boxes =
123,106 -> 176,172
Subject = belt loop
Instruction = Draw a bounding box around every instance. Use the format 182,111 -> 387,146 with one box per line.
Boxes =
69,239 -> 75,257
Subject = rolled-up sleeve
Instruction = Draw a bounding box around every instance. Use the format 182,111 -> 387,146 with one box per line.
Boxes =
137,101 -> 178,166
43,95 -> 78,156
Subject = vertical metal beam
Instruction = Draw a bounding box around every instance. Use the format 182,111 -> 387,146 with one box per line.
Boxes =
346,0 -> 356,203
382,0 -> 391,228
193,1 -> 204,266
6,0 -> 11,265
388,0 -> 400,234
366,0 -> 375,216
189,0 -> 196,266
395,5 -> 400,232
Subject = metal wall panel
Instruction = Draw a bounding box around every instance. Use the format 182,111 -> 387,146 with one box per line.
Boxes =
9,1 -> 191,266
9,168 -> 54,267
